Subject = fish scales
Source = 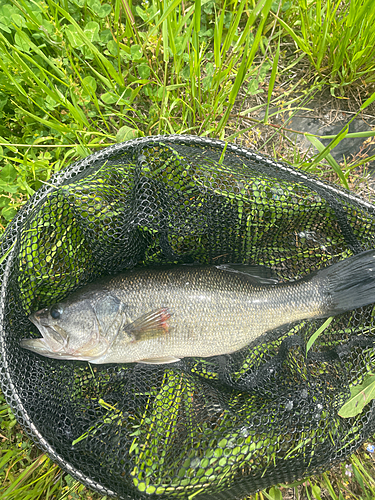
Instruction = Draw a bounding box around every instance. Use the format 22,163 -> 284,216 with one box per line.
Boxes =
103,267 -> 325,360
21,250 -> 375,364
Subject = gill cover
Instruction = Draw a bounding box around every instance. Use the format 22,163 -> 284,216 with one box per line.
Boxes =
22,294 -> 126,361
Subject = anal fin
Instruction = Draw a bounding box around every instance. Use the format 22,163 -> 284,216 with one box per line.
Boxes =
139,356 -> 181,364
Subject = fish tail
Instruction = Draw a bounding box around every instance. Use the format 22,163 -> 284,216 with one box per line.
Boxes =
317,249 -> 375,315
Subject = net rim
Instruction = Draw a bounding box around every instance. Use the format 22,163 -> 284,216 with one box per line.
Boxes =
1,133 -> 374,262
0,134 -> 374,499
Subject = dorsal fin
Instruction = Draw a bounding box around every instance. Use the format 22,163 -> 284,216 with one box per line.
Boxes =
216,263 -> 279,285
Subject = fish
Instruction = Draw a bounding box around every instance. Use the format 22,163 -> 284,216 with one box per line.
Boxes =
21,250 -> 375,364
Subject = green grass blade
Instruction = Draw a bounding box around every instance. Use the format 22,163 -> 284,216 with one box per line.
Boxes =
264,36 -> 280,123
308,124 -> 349,163
316,2 -> 328,70
306,317 -> 334,354
237,0 -> 270,47
2,454 -> 47,495
244,0 -> 273,73
360,90 -> 375,110
221,0 -> 246,56
162,16 -> 169,62
6,27 -> 66,80
194,0 -> 201,36
275,15 -> 312,58
14,105 -> 73,134
319,130 -> 375,140
322,473 -> 339,500
216,0 -> 273,135
214,1 -> 226,68
47,0 -> 122,87
149,0 -> 185,37
305,133 -> 349,189
216,38 -> 250,134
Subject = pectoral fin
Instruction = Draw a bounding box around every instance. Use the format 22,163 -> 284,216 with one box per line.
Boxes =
125,308 -> 172,341
139,356 -> 181,364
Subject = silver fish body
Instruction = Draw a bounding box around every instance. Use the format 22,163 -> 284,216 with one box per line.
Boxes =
21,250 -> 375,364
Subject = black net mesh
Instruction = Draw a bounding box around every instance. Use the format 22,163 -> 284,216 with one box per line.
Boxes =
1,135 -> 375,499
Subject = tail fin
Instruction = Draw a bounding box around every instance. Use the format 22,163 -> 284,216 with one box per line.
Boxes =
317,249 -> 375,315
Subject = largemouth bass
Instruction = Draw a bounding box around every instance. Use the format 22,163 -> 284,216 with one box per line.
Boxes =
21,250 -> 375,364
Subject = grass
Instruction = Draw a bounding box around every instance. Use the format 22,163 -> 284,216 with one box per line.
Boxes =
0,0 -> 375,498
276,0 -> 375,94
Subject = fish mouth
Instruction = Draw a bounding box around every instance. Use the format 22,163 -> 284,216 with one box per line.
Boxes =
20,337 -> 88,360
23,311 -> 67,355
22,311 -> 106,361
20,337 -> 58,357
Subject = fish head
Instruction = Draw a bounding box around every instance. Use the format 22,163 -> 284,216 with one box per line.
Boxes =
21,292 -> 121,361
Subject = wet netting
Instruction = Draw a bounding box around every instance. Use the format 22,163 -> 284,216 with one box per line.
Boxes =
1,135 -> 375,499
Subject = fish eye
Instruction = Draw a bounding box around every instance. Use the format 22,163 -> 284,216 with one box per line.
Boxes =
50,307 -> 62,320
